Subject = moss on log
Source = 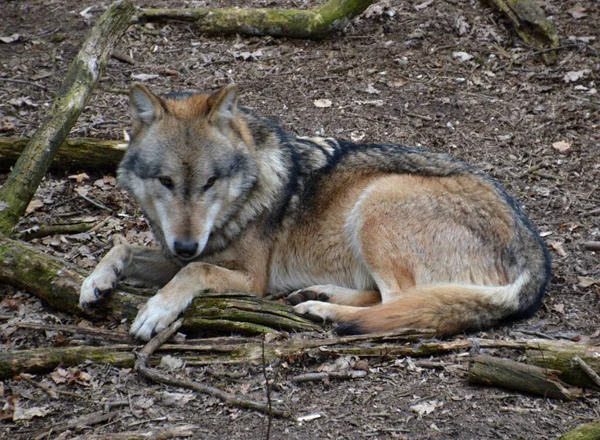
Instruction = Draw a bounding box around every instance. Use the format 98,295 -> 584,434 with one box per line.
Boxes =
0,137 -> 127,172
0,0 -> 136,235
138,0 -> 374,39
468,354 -> 581,400
0,236 -> 320,338
557,420 -> 600,440
486,0 -> 559,64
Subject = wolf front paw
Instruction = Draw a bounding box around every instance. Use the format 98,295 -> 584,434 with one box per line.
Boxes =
129,293 -> 184,341
293,300 -> 336,323
79,266 -> 120,307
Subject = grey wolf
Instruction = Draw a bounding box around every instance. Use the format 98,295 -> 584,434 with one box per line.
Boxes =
79,83 -> 551,341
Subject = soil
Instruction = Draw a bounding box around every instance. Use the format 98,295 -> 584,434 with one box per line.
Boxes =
1,0 -> 599,439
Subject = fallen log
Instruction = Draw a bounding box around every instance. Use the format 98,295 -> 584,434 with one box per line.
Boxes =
557,420 -> 600,440
0,137 -> 126,172
468,355 -> 582,400
137,0 -> 374,39
0,235 -> 320,339
0,0 -> 135,234
485,0 -> 559,64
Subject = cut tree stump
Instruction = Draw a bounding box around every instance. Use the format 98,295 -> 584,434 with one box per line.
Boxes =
137,0 -> 375,39
468,355 -> 582,400
0,0 -> 136,235
0,137 -> 127,172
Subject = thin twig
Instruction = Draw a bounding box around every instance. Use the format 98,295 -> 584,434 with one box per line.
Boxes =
292,370 -> 368,383
582,241 -> 600,252
573,356 -> 600,388
0,77 -> 48,91
78,192 -> 113,212
262,336 -> 273,440
135,319 -> 291,418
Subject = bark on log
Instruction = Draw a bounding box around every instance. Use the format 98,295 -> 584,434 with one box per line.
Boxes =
468,355 -> 582,400
485,0 -> 559,64
0,0 -> 135,235
557,420 -> 600,440
137,0 -> 375,39
0,235 -> 321,339
0,137 -> 127,172
0,329 -> 436,379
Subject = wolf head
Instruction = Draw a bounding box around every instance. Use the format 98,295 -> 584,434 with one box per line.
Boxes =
118,83 -> 259,260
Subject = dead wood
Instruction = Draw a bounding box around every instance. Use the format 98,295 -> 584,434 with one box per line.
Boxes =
0,235 -> 321,340
582,241 -> 600,252
292,370 -> 367,383
137,0 -> 374,39
0,0 -> 135,235
485,0 -> 559,64
468,355 -> 582,400
33,410 -> 120,440
0,136 -> 127,172
557,420 -> 600,440
135,319 -> 291,418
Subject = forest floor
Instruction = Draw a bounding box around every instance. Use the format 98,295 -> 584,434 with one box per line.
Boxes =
0,0 -> 599,439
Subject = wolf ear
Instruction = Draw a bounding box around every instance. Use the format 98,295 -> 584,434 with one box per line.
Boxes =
207,85 -> 238,125
130,83 -> 165,128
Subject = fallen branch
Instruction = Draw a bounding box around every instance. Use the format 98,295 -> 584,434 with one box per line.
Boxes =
292,370 -> 367,383
0,137 -> 127,172
0,0 -> 135,235
70,425 -> 202,440
485,0 -> 559,64
15,221 -> 96,241
582,241 -> 600,252
33,410 -> 120,440
557,420 -> 600,440
135,319 -> 291,418
468,355 -> 581,400
137,0 -> 374,39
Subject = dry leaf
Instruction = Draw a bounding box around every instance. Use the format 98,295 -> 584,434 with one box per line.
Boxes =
563,70 -> 588,83
387,79 -> 407,88
410,400 -> 442,416
549,241 -> 567,257
313,99 -> 332,108
25,198 -> 44,215
414,0 -> 434,11
552,141 -> 571,153
365,84 -> 381,95
578,277 -> 598,288
13,405 -> 51,421
0,34 -> 21,44
552,303 -> 565,314
452,51 -> 473,62
68,173 -> 90,183
131,73 -> 159,81
568,6 -> 588,19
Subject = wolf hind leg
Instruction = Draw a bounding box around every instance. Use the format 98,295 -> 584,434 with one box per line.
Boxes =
287,285 -> 381,307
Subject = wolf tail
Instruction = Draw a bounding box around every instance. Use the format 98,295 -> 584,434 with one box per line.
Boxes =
336,269 -> 549,336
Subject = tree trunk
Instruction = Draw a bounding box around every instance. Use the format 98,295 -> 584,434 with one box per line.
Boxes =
0,0 -> 135,235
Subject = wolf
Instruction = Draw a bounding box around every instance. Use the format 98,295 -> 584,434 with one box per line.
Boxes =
79,83 -> 551,341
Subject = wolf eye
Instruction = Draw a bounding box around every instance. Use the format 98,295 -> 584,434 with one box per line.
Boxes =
204,176 -> 217,190
158,176 -> 174,189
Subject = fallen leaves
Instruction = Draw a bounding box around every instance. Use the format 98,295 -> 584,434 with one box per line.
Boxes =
313,98 -> 332,108
563,70 -> 590,83
552,141 -> 571,153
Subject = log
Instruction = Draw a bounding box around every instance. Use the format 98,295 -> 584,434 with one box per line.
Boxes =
557,420 -> 600,440
468,355 -> 582,400
0,235 -> 321,339
0,0 -> 136,235
485,0 -> 559,64
137,0 -> 374,39
0,137 -> 127,172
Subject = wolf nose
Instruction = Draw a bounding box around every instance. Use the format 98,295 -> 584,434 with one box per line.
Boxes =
174,240 -> 199,259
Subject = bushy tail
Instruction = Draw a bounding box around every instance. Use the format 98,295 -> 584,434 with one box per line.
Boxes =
336,271 -> 545,337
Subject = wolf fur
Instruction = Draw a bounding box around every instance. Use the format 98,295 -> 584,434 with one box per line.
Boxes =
79,83 -> 551,341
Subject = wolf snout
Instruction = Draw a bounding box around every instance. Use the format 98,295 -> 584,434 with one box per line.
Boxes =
174,239 -> 199,259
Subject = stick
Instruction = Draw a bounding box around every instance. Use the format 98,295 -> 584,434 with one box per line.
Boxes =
138,0 -> 375,39
292,370 -> 367,383
135,320 -> 291,418
15,221 -> 96,241
0,0 -> 135,235
582,241 -> 600,252
573,356 -> 600,388
468,355 -> 581,400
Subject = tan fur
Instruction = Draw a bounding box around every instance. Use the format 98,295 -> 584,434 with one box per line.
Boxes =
80,84 -> 550,340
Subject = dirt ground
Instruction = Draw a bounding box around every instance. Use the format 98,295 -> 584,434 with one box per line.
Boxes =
1,0 -> 599,439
